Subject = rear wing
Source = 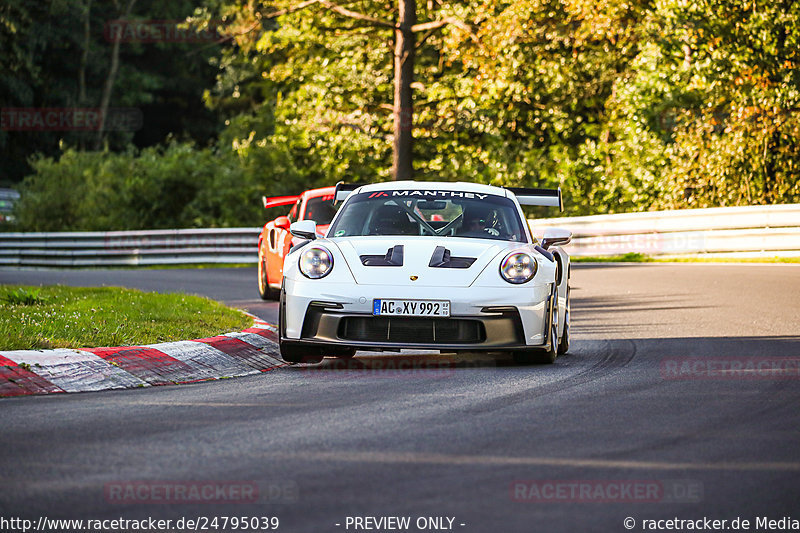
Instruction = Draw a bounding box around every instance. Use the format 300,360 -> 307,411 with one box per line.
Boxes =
332,182 -> 563,210
333,182 -> 361,205
505,187 -> 563,211
262,194 -> 300,209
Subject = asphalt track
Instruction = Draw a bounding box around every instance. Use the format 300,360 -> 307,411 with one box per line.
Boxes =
1,264 -> 799,533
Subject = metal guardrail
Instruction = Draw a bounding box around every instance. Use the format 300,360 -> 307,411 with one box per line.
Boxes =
0,228 -> 261,267
0,204 -> 797,267
531,204 -> 800,258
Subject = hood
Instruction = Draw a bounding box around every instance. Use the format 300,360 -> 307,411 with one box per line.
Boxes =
332,237 -> 513,287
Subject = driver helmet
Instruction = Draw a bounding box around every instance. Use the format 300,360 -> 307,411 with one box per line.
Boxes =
462,205 -> 493,230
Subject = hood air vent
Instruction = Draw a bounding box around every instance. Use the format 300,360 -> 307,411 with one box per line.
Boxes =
428,246 -> 476,269
361,245 -> 404,266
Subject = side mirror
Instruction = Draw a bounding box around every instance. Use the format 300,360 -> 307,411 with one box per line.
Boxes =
290,220 -> 317,240
274,216 -> 291,230
541,228 -> 572,250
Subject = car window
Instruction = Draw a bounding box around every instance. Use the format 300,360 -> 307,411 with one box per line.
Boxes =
303,195 -> 337,225
287,200 -> 301,223
328,191 -> 526,242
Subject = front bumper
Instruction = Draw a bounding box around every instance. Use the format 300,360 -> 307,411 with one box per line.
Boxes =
283,279 -> 551,350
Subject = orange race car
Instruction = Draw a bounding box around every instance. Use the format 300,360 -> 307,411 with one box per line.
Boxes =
257,186 -> 337,299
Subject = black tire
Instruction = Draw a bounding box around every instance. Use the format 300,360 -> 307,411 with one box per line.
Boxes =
257,254 -> 279,300
279,342 -> 322,364
278,285 -> 322,363
328,347 -> 357,358
513,286 -> 558,365
557,286 -> 570,355
514,322 -> 558,364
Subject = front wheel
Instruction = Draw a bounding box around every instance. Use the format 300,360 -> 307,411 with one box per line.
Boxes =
513,321 -> 557,364
258,254 -> 279,300
557,286 -> 570,355
513,286 -> 558,365
278,283 -> 322,363
279,342 -> 323,364
327,347 -> 357,358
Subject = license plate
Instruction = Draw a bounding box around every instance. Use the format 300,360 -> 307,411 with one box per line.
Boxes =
373,299 -> 450,317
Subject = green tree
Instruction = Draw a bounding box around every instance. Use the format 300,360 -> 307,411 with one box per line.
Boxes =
1,0 -> 225,182
13,140 -> 302,231
203,0 -> 484,181
606,0 -> 800,208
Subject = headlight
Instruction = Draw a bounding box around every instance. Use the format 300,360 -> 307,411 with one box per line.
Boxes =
299,246 -> 334,279
500,252 -> 537,284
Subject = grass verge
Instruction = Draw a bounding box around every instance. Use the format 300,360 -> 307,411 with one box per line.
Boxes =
0,285 -> 253,351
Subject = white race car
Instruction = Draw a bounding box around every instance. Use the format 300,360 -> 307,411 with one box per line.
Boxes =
278,181 -> 572,364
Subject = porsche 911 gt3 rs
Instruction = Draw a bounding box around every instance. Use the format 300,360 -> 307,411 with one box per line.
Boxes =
279,181 -> 572,364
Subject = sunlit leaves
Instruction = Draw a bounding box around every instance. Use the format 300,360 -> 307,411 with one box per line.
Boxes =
607,0 -> 800,208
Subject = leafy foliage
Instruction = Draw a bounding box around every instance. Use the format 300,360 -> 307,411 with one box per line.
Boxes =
0,0 -> 222,182
5,0 -> 800,230
13,141 -> 302,231
605,0 -> 800,208
1,287 -> 44,305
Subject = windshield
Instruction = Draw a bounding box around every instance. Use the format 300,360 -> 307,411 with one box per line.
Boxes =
328,191 -> 527,242
303,194 -> 337,225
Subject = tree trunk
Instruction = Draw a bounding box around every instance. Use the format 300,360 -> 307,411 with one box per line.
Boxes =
78,0 -> 92,150
94,0 -> 136,150
79,0 -> 92,105
392,0 -> 416,180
